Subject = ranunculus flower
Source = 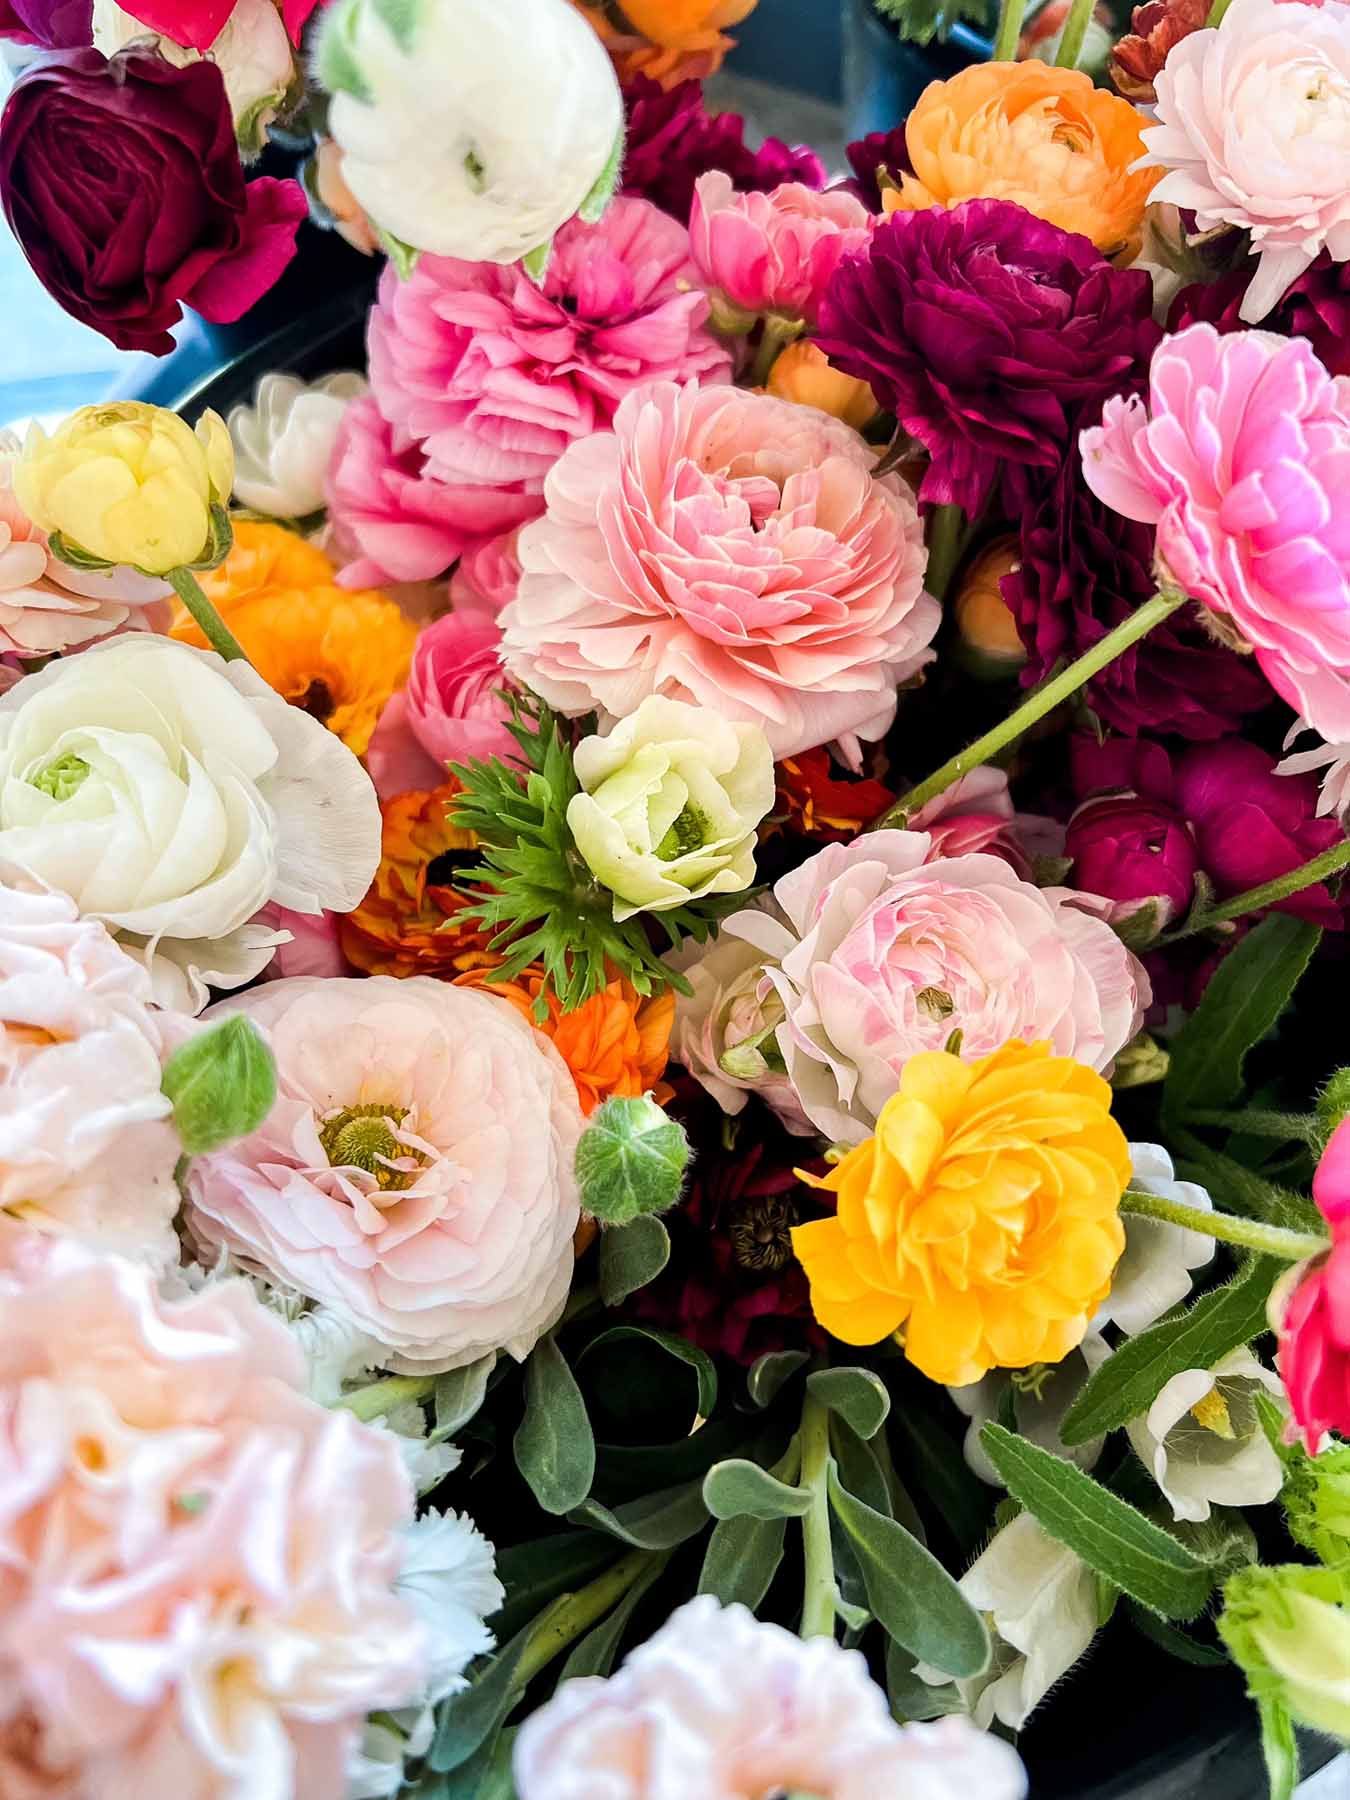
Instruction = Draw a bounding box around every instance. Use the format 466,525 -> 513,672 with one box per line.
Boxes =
501,381 -> 938,760
765,339 -> 878,431
0,49 -> 305,356
818,201 -> 1160,513
909,766 -> 1050,881
107,0 -> 318,49
0,0 -> 92,46
185,974 -> 584,1371
1138,0 -> 1350,322
0,1229 -> 435,1797
568,697 -> 775,919
843,125 -> 910,212
887,59 -> 1159,255
1110,0 -> 1208,99
1067,791 -> 1200,929
451,529 -> 523,616
574,0 -> 756,86
1081,325 -> 1350,742
689,171 -> 873,324
0,636 -> 380,1009
1169,251 -> 1350,379
318,0 -> 622,263
514,1596 -> 1027,1800
228,370 -> 368,518
951,539 -> 1028,672
726,829 -> 1148,1144
1273,1238 -> 1350,1450
255,900 -> 350,978
366,611 -> 517,801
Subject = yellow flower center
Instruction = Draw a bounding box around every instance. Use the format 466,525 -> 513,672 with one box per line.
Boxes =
1189,1387 -> 1237,1440
319,1104 -> 425,1191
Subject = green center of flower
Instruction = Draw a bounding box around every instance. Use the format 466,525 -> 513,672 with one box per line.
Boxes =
319,1104 -> 424,1192
31,752 -> 91,802
655,804 -> 707,862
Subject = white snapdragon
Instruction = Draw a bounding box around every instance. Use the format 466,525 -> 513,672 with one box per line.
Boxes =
950,1334 -> 1112,1484
1127,1346 -> 1287,1524
229,371 -> 368,518
1097,1143 -> 1216,1335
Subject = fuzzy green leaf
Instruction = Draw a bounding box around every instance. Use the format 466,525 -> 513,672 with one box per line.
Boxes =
807,1366 -> 891,1442
747,1350 -> 810,1408
514,1336 -> 595,1515
161,1016 -> 276,1154
570,1481 -> 709,1550
598,1214 -> 671,1305
703,1459 -> 812,1521
576,1098 -> 688,1225
432,1354 -> 495,1440
698,1510 -> 786,1610
558,1558 -> 663,1683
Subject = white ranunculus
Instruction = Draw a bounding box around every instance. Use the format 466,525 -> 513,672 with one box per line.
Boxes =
1097,1143 -> 1216,1335
568,697 -> 775,921
229,370 -> 368,518
317,0 -> 623,263
0,636 -> 379,1010
950,1333 -> 1112,1484
1127,1346 -> 1287,1525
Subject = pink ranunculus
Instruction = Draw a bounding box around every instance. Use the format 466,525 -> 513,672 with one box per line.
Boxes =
501,381 -> 938,759
366,611 -> 517,802
1080,324 -> 1350,742
450,529 -> 524,616
1067,793 -> 1200,929
184,975 -> 584,1372
1139,0 -> 1350,323
0,1229 -> 428,1797
909,766 -> 1061,882
1273,1238 -> 1350,1451
514,1596 -> 1027,1800
689,171 -> 874,323
253,901 -> 350,979
722,831 -> 1148,1143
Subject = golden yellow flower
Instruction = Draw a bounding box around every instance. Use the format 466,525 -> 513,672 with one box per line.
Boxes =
15,402 -> 232,575
953,537 -> 1028,669
341,783 -> 490,980
766,340 -> 879,433
792,1040 -> 1130,1385
886,60 -> 1160,256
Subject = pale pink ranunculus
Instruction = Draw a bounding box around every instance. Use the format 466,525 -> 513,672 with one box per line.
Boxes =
501,381 -> 938,759
1139,0 -> 1350,322
0,1229 -> 428,1800
721,830 -> 1149,1143
689,171 -> 874,323
514,1596 -> 1027,1800
911,766 -> 1064,881
184,975 -> 584,1372
365,611 -> 517,801
0,870 -> 179,1261
1081,325 -> 1350,741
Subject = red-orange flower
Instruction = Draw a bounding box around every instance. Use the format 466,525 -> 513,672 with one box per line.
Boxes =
340,784 -> 490,980
572,0 -> 755,85
774,748 -> 895,842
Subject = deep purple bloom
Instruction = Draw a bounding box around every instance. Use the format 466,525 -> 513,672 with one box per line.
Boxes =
0,0 -> 90,45
844,126 -> 911,210
1169,252 -> 1350,379
1003,432 -> 1273,740
621,75 -> 824,226
816,198 -> 1161,514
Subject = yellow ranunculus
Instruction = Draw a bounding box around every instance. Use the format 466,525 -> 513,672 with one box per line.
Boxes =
792,1039 -> 1131,1386
15,402 -> 234,576
766,340 -> 879,433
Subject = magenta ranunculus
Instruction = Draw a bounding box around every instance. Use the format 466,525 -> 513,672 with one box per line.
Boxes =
0,49 -> 305,355
689,172 -> 873,325
1081,324 -> 1350,743
366,610 -> 517,800
844,127 -> 911,211
0,0 -> 89,45
1274,1238 -> 1350,1452
1067,792 -> 1200,928
817,199 -> 1160,513
1169,252 -> 1350,379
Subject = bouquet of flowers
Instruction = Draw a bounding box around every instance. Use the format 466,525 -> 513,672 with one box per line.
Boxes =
1,0 -> 1350,1794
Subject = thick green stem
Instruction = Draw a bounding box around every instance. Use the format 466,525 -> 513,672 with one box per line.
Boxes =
991,0 -> 1029,59
749,314 -> 805,388
168,565 -> 248,663
1163,840 -> 1350,942
878,589 -> 1185,826
1204,0 -> 1234,22
511,1551 -> 658,1694
923,503 -> 969,606
1054,0 -> 1097,65
1122,1190 -> 1328,1262
1189,1109 -> 1319,1146
338,1373 -> 435,1421
798,1393 -> 837,1640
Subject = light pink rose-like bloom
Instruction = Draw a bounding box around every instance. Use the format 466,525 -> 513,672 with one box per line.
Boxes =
0,871 -> 179,1261
501,381 -> 938,759
721,830 -> 1148,1143
1139,0 -> 1350,323
514,1597 -> 1027,1800
450,529 -> 524,616
910,767 -> 1065,881
185,975 -> 584,1372
689,172 -> 874,324
1081,324 -> 1350,741
366,611 -> 517,801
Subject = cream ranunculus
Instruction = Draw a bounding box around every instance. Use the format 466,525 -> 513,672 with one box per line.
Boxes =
15,402 -> 233,576
567,698 -> 775,921
0,636 -> 380,1009
228,370 -> 368,517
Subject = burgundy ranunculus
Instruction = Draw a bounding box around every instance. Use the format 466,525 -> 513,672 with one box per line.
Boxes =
0,49 -> 306,355
1004,432 -> 1273,740
1067,793 -> 1200,927
621,75 -> 824,225
816,198 -> 1161,514
0,0 -> 90,47
1169,253 -> 1350,379
844,126 -> 911,210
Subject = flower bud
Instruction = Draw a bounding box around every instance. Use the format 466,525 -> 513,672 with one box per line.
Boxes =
1219,1565 -> 1350,1741
1279,1431 -> 1350,1572
953,540 -> 1028,674
161,1014 -> 277,1155
1318,1068 -> 1350,1145
766,341 -> 878,432
575,1094 -> 690,1225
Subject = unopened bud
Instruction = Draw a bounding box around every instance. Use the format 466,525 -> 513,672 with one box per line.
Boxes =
574,1094 -> 689,1226
953,538 -> 1028,676
161,1014 -> 277,1155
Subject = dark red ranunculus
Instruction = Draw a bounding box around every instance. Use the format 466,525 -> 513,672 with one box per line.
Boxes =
1169,253 -> 1350,379
0,49 -> 307,355
1067,792 -> 1200,927
0,0 -> 90,47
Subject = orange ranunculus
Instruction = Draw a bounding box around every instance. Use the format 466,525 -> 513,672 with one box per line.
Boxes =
791,1040 -> 1130,1386
341,784 -> 491,980
456,960 -> 674,1116
171,520 -> 416,754
572,0 -> 755,84
953,537 -> 1028,670
766,341 -> 879,433
885,60 -> 1161,256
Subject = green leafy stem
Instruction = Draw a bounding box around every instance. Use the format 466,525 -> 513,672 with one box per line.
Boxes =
1121,1189 -> 1328,1264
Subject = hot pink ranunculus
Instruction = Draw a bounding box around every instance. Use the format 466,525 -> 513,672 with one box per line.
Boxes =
689,171 -> 874,323
185,975 -> 584,1372
366,611 -> 517,801
1274,1238 -> 1350,1451
1081,325 -> 1350,742
0,1229 -> 426,1797
500,381 -> 938,759
1315,1115 -> 1350,1230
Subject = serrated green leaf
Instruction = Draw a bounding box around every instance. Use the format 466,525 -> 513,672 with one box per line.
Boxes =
570,1481 -> 709,1549
698,1510 -> 787,1610
432,1354 -> 496,1441
557,1557 -> 663,1683
514,1336 -> 595,1515
429,1600 -> 565,1772
703,1458 -> 812,1521
747,1350 -> 810,1408
979,1424 -> 1213,1620
1060,1257 -> 1279,1446
598,1214 -> 670,1305
807,1366 -> 891,1441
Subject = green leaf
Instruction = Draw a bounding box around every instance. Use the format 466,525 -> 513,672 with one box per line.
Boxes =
1163,915 -> 1321,1126
161,1016 -> 276,1154
429,1726 -> 518,1800
1126,1601 -> 1227,1668
432,1355 -> 495,1440
827,1466 -> 989,1677
490,1533 -> 617,1642
558,1557 -> 663,1682
514,1336 -> 595,1515
698,1511 -> 787,1609
578,123 -> 625,223
429,1601 -> 566,1772
570,1481 -> 709,1550
576,1098 -> 689,1225
703,1458 -> 812,1521
1259,1699 -> 1300,1800
887,1391 -> 992,1559
979,1424 -> 1213,1620
521,238 -> 553,284
598,1214 -> 670,1305
829,1417 -> 892,1518
885,1640 -> 969,1722
807,1366 -> 891,1441
747,1350 -> 810,1408
1060,1256 -> 1279,1446
579,1325 -> 716,1420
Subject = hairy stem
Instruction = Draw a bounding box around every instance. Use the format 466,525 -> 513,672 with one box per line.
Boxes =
1122,1190 -> 1328,1262
1163,840 -> 1350,942
167,565 -> 248,663
1189,1109 -> 1319,1146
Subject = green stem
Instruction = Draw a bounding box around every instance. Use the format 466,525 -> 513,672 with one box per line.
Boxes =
991,0 -> 1029,60
1122,1190 -> 1328,1262
1054,0 -> 1097,65
749,314 -> 805,388
798,1393 -> 837,1639
878,589 -> 1185,826
511,1551 -> 658,1694
923,503 -> 969,606
168,565 -> 248,663
1204,0 -> 1234,22
1162,840 -> 1350,942
1189,1109 -> 1318,1146
338,1373 -> 435,1421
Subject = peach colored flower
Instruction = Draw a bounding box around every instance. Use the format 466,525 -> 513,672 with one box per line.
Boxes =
500,381 -> 937,760
689,172 -> 873,323
766,340 -> 879,431
184,975 -> 584,1371
571,0 -> 756,84
341,783 -> 491,981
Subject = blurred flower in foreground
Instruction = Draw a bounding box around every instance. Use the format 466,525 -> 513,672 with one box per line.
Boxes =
228,370 -> 368,518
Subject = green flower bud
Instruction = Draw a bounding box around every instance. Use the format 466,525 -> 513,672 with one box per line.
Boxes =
1220,1565 -> 1350,1742
1280,1435 -> 1350,1572
574,1095 -> 689,1226
162,1015 -> 277,1156
1317,1068 -> 1350,1144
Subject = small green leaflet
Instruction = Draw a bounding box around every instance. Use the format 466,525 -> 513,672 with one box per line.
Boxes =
702,1458 -> 812,1521
513,1336 -> 595,1515
807,1366 -> 891,1442
698,1511 -> 787,1610
598,1214 -> 671,1305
